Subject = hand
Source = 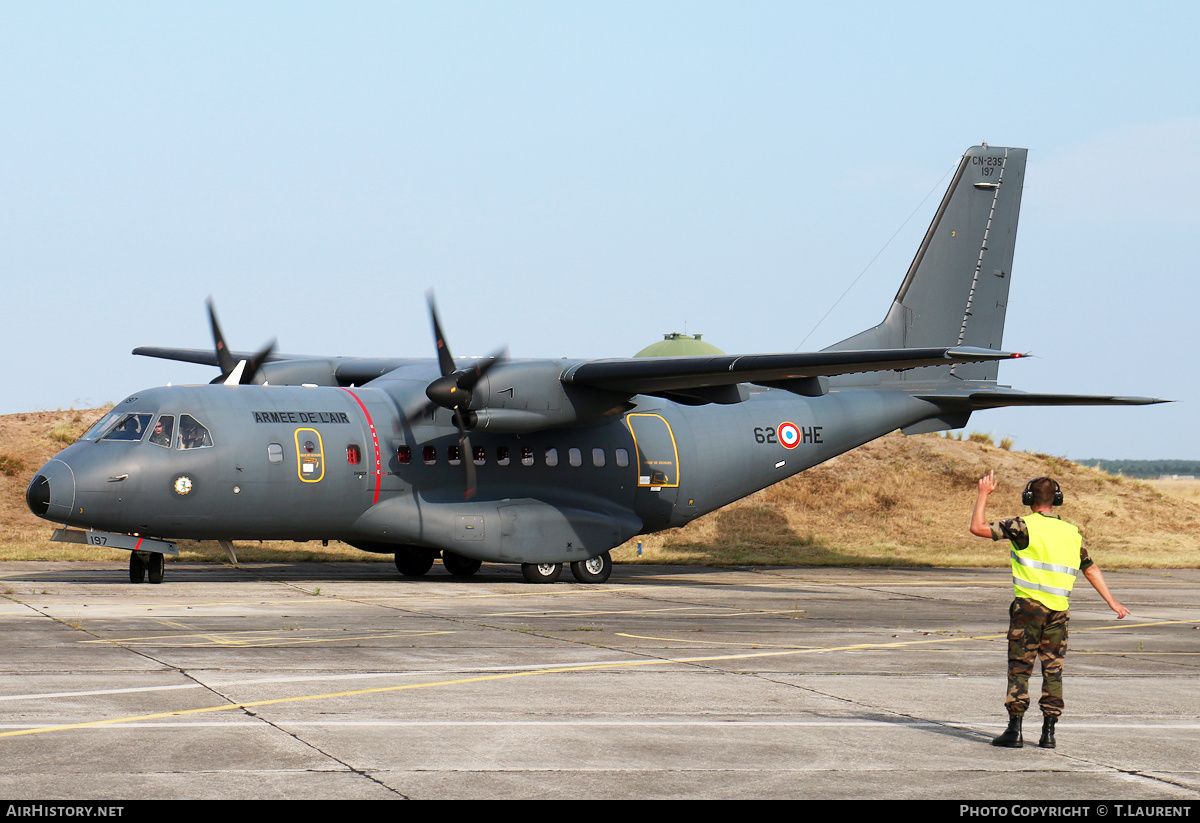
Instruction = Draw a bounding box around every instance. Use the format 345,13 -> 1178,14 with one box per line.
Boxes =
978,470 -> 997,496
1111,601 -> 1131,619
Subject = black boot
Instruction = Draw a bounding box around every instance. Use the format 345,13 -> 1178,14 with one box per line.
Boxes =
991,715 -> 1023,748
1039,715 -> 1057,749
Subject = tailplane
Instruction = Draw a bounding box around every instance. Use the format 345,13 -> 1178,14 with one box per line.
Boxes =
827,145 -> 1027,385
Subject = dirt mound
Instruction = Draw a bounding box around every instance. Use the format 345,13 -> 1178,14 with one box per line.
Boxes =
620,432 -> 1200,567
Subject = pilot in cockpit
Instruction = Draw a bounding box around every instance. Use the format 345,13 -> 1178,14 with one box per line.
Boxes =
179,415 -> 213,449
150,416 -> 174,448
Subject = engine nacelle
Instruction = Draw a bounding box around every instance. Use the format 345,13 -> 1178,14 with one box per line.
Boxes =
469,361 -> 631,432
258,359 -> 339,387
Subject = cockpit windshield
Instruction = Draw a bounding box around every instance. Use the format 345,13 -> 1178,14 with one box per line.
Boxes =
80,410 -> 122,441
98,413 -> 153,442
81,409 -> 213,448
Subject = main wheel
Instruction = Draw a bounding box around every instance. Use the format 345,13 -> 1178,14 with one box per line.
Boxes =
570,551 -> 612,584
442,551 -> 482,578
129,552 -> 146,584
521,562 -> 563,584
394,547 -> 435,577
147,552 -> 165,584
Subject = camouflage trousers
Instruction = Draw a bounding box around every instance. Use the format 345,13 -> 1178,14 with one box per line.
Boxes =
1005,597 -> 1069,718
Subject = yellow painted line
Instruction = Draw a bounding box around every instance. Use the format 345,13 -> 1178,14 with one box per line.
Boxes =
481,606 -> 794,619
1077,651 -> 1200,656
81,632 -> 452,649
3,619 -> 1193,740
614,634 -> 822,649
81,629 -> 451,645
481,606 -> 699,618
617,618 -> 1195,649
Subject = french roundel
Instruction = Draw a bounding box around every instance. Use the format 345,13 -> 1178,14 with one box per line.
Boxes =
778,422 -> 801,449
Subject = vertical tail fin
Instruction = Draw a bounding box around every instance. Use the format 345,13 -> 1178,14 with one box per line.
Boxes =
826,145 -> 1027,385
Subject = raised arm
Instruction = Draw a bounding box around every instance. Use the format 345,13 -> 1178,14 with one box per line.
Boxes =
970,471 -> 998,539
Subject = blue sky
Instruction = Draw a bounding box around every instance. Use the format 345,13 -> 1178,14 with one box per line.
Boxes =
2,2 -> 1196,460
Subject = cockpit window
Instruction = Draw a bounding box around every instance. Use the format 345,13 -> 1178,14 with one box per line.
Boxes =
99,413 -> 153,442
81,411 -> 122,441
177,414 -> 213,449
149,415 -> 174,448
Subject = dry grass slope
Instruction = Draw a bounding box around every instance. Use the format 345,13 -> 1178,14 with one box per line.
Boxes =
2,410 -> 1197,567
613,432 -> 1200,568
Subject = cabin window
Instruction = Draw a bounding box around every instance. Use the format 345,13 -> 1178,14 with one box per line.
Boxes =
448,445 -> 461,465
496,446 -> 510,466
100,413 -> 152,442
178,414 -> 213,449
521,446 -> 534,466
544,447 -> 558,467
347,445 -> 361,465
268,443 -> 284,464
423,446 -> 437,465
473,446 -> 486,466
397,446 -> 411,465
592,448 -> 605,467
615,448 -> 630,467
568,448 -> 582,467
149,415 -> 174,448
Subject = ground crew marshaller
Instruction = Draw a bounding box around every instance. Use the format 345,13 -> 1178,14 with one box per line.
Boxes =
970,472 -> 1130,748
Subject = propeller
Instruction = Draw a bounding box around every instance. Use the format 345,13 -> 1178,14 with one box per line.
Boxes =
406,293 -> 507,499
206,298 -> 276,385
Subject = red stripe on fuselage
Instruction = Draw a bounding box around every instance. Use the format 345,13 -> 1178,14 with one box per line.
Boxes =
341,388 -> 382,504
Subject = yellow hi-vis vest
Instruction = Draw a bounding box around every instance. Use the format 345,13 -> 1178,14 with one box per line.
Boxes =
1011,513 -> 1082,611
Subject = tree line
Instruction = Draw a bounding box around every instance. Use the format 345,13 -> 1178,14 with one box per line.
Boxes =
1080,459 -> 1200,479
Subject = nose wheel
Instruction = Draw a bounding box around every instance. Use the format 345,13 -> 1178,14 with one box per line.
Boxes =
129,552 -> 165,584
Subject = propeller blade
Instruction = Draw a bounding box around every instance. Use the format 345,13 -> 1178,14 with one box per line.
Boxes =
403,399 -> 438,427
207,298 -> 237,378
242,339 -> 277,385
204,299 -> 276,385
428,293 -> 456,377
454,411 -> 477,500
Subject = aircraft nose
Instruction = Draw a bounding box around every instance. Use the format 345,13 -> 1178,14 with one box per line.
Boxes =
26,459 -> 76,521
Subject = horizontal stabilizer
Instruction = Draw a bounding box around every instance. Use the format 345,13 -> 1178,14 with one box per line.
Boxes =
915,390 -> 1169,409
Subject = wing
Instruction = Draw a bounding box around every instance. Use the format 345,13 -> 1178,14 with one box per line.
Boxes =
563,346 -> 1021,395
133,346 -> 422,387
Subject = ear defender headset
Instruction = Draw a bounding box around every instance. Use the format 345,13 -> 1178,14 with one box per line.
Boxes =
1022,477 -> 1064,507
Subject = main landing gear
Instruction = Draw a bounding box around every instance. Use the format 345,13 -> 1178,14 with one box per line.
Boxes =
392,546 -> 483,579
522,551 -> 613,585
393,546 -> 436,577
391,546 -> 614,585
129,551 -> 165,584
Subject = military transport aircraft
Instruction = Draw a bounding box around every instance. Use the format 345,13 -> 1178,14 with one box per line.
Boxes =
27,145 -> 1164,584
